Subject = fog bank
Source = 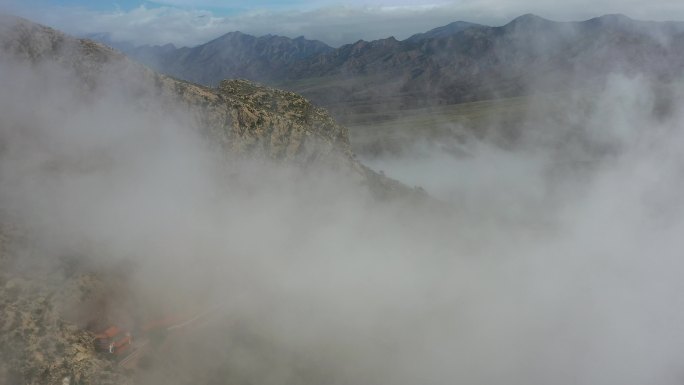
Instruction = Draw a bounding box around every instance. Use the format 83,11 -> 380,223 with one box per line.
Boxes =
2,54 -> 684,384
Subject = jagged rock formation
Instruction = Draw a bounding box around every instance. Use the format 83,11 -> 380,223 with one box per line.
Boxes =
0,222 -> 128,384
0,267 -> 130,385
201,78 -> 351,162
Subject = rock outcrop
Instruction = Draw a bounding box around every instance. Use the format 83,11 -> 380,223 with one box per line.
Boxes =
0,14 -> 348,164
0,14 -> 415,196
0,222 -> 129,384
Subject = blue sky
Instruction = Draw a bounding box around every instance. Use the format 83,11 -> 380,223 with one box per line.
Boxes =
4,0 -> 684,47
23,0 -> 450,15
55,0 -> 148,10
17,0 -> 262,15
20,0 -> 358,14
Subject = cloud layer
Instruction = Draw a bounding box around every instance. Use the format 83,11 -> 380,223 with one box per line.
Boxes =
4,50 -> 684,384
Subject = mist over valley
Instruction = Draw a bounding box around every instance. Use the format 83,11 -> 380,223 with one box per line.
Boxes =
1,6 -> 684,385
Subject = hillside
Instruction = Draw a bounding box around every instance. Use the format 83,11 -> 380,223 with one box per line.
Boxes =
0,15 -> 342,161
0,14 -> 423,385
127,32 -> 333,86
7,14 -> 420,194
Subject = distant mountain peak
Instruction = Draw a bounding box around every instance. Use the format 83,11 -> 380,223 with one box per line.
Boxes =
599,13 -> 633,21
594,13 -> 635,25
583,14 -> 635,29
506,13 -> 554,26
219,30 -> 247,39
502,13 -> 558,33
204,30 -> 331,49
513,13 -> 548,21
405,20 -> 481,42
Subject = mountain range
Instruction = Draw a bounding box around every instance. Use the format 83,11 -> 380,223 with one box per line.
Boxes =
98,14 -> 684,122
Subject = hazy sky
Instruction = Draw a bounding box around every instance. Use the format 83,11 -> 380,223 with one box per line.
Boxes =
3,0 -> 684,47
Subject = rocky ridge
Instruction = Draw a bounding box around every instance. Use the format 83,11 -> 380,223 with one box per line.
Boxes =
0,14 -> 345,163
0,14 -> 414,194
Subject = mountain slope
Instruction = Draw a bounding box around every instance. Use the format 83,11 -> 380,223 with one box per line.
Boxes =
285,13 -> 684,117
0,15 -> 422,385
0,14 -> 365,169
405,21 -> 481,42
128,31 -> 333,86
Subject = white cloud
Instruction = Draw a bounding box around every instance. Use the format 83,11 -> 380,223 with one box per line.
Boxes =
19,5 -> 228,47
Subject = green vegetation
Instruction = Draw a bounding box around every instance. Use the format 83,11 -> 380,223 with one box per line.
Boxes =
274,74 -> 351,92
346,96 -> 529,156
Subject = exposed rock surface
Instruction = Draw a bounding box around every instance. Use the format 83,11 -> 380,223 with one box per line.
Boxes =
0,226 -> 130,385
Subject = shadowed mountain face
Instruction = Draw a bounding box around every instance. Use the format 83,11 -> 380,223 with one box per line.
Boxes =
110,14 -> 684,122
404,21 -> 481,43
126,32 -> 334,86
